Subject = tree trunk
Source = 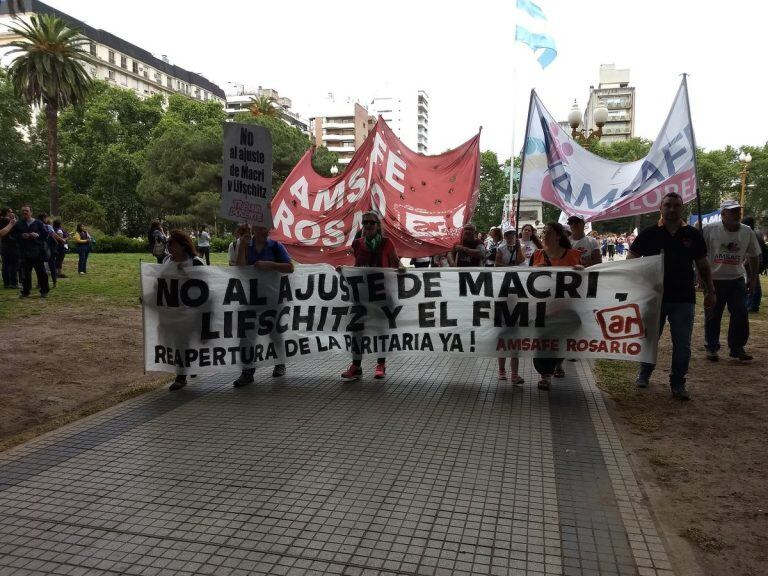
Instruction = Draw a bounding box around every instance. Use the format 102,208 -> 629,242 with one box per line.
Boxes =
46,102 -> 59,216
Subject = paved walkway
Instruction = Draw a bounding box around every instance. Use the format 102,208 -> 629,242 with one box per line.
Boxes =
0,357 -> 674,576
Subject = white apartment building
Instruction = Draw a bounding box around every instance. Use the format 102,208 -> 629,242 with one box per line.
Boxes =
309,98 -> 372,166
0,0 -> 225,104
368,90 -> 429,154
225,86 -> 309,133
584,64 -> 635,143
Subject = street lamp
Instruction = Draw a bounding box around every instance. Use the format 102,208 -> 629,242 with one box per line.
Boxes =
330,164 -> 339,177
568,99 -> 609,144
739,151 -> 752,211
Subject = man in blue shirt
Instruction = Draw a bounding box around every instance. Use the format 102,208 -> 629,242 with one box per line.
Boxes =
11,205 -> 50,298
234,224 -> 294,386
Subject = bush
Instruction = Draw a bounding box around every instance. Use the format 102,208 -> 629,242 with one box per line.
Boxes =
90,235 -> 148,253
210,236 -> 232,253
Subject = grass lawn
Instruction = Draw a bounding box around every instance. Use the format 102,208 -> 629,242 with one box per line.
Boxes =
0,252 -> 229,320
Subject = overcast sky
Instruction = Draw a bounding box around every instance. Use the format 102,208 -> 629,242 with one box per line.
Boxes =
37,0 -> 768,158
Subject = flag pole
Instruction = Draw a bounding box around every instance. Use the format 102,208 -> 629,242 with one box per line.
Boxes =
681,73 -> 703,229
515,89 -> 536,236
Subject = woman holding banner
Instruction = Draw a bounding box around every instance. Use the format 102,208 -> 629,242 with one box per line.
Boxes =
495,228 -> 526,384
163,230 -> 206,391
341,210 -> 403,381
519,224 -> 542,266
530,222 -> 583,390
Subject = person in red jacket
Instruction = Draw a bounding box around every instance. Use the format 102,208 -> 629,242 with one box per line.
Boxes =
341,210 -> 402,381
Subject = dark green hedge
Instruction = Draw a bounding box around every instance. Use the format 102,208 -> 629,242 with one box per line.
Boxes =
89,235 -> 233,253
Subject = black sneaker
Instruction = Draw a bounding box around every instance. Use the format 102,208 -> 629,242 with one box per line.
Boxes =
233,371 -> 255,387
706,349 -> 719,362
729,351 -> 753,364
169,376 -> 187,391
671,383 -> 690,401
272,364 -> 286,377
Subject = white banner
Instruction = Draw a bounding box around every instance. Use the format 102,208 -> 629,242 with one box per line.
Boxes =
521,81 -> 696,222
142,257 -> 663,374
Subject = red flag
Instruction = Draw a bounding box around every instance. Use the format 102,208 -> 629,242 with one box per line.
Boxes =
271,118 -> 480,265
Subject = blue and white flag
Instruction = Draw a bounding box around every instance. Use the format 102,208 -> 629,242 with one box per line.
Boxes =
514,0 -> 557,69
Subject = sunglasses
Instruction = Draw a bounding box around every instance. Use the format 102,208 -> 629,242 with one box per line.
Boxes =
362,220 -> 378,225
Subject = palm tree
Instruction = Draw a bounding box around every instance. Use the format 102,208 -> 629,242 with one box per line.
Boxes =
7,13 -> 93,215
249,94 -> 278,118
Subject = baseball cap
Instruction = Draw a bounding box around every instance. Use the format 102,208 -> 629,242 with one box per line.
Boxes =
503,228 -> 517,236
567,214 -> 585,224
720,199 -> 741,211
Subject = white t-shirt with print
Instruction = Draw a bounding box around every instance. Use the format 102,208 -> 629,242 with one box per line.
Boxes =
703,223 -> 760,280
520,240 -> 537,266
571,235 -> 599,265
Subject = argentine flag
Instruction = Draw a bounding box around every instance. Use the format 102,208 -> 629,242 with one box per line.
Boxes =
515,0 -> 557,69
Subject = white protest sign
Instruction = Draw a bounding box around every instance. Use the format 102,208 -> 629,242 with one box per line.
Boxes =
142,257 -> 663,374
220,123 -> 273,226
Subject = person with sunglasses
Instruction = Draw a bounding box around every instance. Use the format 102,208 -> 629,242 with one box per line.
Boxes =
341,210 -> 402,380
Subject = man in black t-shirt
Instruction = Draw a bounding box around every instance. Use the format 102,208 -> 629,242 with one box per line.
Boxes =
628,192 -> 715,400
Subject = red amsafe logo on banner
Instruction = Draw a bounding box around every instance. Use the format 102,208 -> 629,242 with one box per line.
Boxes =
595,304 -> 645,340
270,118 -> 481,266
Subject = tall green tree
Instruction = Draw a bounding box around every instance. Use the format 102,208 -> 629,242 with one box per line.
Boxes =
57,81 -> 163,234
0,66 -> 46,207
6,14 -> 93,215
473,151 -> 509,232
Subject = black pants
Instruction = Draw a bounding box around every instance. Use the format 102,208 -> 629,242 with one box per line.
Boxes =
21,256 -> 49,295
2,249 -> 20,288
533,358 -> 561,376
198,246 -> 210,265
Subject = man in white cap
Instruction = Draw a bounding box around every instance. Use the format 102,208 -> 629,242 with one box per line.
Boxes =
702,199 -> 760,363
568,215 -> 602,267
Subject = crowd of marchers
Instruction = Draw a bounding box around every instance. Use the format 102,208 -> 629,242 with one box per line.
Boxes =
3,195 -> 765,401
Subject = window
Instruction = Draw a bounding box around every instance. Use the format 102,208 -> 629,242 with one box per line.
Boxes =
89,42 -> 96,56
120,55 -> 127,68
107,70 -> 115,80
108,50 -> 115,64
132,62 -> 138,74
166,77 -> 172,89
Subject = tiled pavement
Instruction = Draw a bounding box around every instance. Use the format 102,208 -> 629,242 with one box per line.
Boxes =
0,357 -> 674,576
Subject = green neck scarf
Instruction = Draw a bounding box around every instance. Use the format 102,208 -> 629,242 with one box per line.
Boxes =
365,232 -> 383,252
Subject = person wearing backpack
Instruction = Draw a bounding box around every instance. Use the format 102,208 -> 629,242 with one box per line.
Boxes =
149,219 -> 167,264
233,223 -> 295,387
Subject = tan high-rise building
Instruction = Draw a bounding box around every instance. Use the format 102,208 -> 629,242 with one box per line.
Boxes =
309,99 -> 372,166
584,64 -> 635,143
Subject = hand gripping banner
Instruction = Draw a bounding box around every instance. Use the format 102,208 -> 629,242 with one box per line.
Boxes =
520,81 -> 696,221
270,118 -> 481,266
142,256 -> 663,374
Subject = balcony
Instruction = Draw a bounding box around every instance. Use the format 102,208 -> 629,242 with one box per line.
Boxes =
323,134 -> 353,141
322,121 -> 355,130
327,145 -> 356,153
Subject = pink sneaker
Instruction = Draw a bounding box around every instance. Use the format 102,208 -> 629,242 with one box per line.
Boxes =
341,364 -> 362,380
374,363 -> 386,379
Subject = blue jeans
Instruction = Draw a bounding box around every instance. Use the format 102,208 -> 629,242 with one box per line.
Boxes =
639,302 -> 695,386
705,278 -> 749,355
77,246 -> 90,273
